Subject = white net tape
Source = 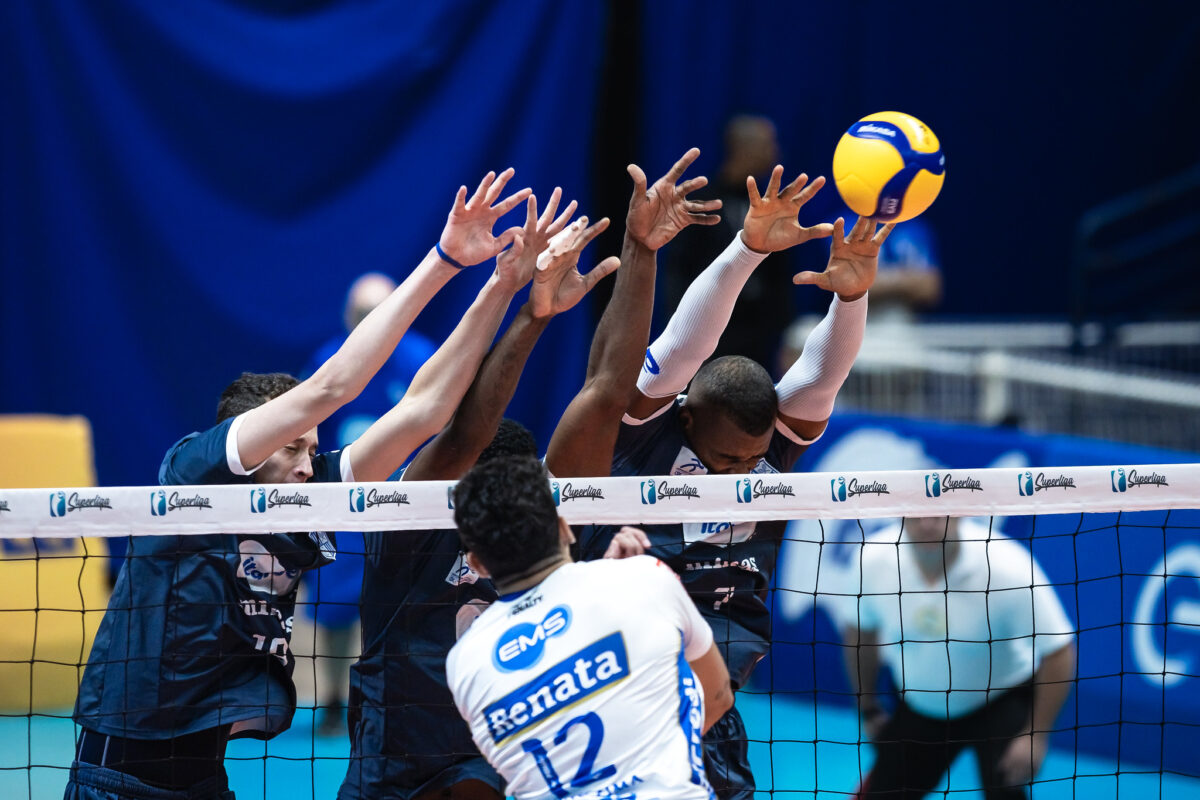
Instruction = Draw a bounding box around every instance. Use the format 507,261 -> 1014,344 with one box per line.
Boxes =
2,463 -> 1194,537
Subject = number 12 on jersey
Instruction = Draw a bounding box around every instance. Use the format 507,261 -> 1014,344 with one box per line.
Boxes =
521,711 -> 616,798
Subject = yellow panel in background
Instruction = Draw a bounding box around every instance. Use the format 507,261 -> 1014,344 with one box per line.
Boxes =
0,415 -> 110,711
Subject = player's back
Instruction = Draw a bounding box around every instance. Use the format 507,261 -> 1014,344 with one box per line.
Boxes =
447,556 -> 714,800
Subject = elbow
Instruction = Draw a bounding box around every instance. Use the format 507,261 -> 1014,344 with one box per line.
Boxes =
714,684 -> 734,719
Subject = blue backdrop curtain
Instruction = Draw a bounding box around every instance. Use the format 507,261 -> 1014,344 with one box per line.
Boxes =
637,0 -> 1200,318
1,0 -> 607,487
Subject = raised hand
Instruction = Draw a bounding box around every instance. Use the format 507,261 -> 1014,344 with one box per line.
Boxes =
602,527 -> 652,559
793,216 -> 895,300
741,165 -> 835,253
495,188 -> 577,291
626,147 -> 722,250
439,168 -> 533,267
528,216 -> 620,318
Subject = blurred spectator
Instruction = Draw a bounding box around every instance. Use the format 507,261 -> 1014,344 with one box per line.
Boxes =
665,114 -> 796,371
842,516 -> 1076,798
301,272 -> 437,736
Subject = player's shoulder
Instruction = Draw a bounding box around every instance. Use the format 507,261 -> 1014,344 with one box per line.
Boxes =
158,417 -> 239,486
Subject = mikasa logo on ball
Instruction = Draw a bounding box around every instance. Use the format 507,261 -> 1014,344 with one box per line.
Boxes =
858,123 -> 896,137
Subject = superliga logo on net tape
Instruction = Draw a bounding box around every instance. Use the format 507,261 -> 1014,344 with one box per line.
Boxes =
49,491 -> 112,517
1111,467 -> 1169,493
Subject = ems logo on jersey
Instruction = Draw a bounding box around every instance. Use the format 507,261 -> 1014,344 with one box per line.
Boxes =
735,478 -> 752,504
925,473 -> 941,498
493,605 -> 572,672
250,488 -> 267,513
485,631 -> 629,743
349,487 -> 365,512
550,481 -> 561,506
640,479 -> 657,505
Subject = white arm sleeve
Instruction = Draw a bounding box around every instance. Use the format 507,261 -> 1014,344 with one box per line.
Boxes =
636,233 -> 767,398
775,293 -> 867,422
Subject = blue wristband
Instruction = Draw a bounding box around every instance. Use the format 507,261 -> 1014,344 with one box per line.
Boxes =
435,241 -> 468,270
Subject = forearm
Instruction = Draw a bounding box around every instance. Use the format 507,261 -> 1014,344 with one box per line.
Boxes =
310,250 -> 458,404
407,304 -> 550,479
1029,643 -> 1075,734
584,231 -> 656,390
346,273 -> 515,481
776,293 -> 868,424
843,627 -> 881,703
636,231 -> 766,398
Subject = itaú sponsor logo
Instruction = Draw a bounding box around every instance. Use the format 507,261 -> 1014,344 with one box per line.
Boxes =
493,605 -> 572,672
485,632 -> 629,743
50,491 -> 112,517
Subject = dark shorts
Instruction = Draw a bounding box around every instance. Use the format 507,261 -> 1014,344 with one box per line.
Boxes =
860,683 -> 1033,800
703,704 -> 755,800
63,763 -> 234,800
338,754 -> 503,800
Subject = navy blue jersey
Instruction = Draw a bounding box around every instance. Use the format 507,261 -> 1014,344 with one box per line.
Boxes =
578,398 -> 806,688
340,523 -> 500,799
75,416 -> 341,740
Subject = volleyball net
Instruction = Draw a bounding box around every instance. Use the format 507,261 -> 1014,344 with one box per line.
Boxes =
2,463 -> 1199,798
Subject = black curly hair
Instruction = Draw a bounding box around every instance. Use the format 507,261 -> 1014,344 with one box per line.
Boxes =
453,455 -> 560,583
216,372 -> 300,423
477,418 -> 538,464
689,355 -> 778,436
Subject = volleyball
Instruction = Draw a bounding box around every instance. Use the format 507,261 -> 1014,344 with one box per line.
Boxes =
832,111 -> 945,223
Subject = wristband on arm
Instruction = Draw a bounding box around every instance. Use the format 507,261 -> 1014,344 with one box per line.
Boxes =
775,293 -> 868,422
636,232 -> 767,398
435,241 -> 468,270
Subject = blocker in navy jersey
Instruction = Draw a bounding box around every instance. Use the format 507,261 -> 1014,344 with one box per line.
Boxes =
75,415 -> 342,741
339,525 -> 502,800
578,397 -> 805,690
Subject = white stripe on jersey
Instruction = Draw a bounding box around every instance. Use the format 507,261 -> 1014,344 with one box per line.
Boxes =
447,557 -> 715,800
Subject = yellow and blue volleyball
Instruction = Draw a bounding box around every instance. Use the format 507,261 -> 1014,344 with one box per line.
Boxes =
832,111 -> 945,223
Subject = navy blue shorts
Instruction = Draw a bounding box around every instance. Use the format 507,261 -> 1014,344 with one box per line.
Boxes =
63,762 -> 234,800
703,704 -> 755,800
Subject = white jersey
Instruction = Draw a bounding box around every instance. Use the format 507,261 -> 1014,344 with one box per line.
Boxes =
447,556 -> 716,800
856,522 -> 1075,718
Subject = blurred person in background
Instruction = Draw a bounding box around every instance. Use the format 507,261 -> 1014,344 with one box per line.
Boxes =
300,273 -> 438,736
843,516 -> 1076,799
665,115 -> 794,371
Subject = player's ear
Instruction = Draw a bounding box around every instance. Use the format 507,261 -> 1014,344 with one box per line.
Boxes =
465,551 -> 490,579
557,516 -> 575,547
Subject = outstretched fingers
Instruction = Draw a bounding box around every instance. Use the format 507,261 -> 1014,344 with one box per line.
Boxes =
627,163 -> 649,197
582,255 -> 621,289
538,188 -> 562,230
793,269 -> 831,288
764,164 -> 784,199
663,147 -> 701,184
491,186 -> 533,218
872,222 -> 896,245
793,174 -> 826,206
484,167 -> 516,205
677,175 -> 709,197
468,171 -> 495,209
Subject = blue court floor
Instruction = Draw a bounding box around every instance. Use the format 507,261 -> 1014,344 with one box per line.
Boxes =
5,696 -> 1198,799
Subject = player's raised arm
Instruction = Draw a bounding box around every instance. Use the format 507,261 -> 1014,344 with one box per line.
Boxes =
403,205 -> 618,482
344,191 -> 577,482
627,165 -> 831,421
776,216 -> 894,442
548,148 -> 721,468
233,170 -> 532,472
